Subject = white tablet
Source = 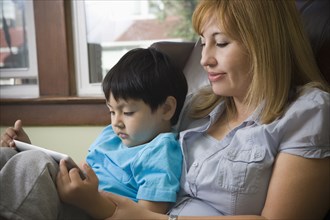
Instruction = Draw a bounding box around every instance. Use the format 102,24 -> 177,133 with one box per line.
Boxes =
14,140 -> 85,179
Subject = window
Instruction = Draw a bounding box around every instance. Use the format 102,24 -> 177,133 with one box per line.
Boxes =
0,0 -> 38,98
0,0 -> 198,126
72,0 -> 198,96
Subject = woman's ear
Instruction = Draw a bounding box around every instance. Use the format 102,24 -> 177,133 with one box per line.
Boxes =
162,96 -> 177,121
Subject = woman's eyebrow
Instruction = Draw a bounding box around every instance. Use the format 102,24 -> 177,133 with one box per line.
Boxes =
200,32 -> 225,38
213,32 -> 225,37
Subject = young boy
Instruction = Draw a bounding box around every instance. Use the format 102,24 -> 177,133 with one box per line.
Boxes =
0,48 -> 187,219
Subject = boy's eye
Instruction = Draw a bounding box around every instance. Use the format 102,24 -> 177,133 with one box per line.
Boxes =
124,112 -> 134,116
109,111 -> 115,115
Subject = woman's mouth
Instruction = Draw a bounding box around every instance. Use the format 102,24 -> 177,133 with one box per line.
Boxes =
208,72 -> 226,82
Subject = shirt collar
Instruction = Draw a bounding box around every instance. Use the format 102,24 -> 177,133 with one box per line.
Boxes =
207,100 -> 264,126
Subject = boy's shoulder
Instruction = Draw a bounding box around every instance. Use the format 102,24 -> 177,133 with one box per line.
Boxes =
153,132 -> 178,142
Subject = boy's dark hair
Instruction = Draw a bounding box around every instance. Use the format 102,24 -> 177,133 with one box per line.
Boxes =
102,47 -> 188,125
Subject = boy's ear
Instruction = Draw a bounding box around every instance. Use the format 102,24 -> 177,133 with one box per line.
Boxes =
162,96 -> 177,121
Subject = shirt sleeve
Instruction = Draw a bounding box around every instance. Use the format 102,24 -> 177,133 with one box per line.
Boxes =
88,124 -> 114,152
278,89 -> 330,158
132,133 -> 183,202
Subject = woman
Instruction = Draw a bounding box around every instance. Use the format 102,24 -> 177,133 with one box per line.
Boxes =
1,0 -> 329,219
101,0 -> 330,219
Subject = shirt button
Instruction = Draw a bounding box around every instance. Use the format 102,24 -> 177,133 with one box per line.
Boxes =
192,162 -> 199,167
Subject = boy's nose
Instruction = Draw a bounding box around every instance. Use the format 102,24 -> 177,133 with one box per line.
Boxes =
113,121 -> 124,129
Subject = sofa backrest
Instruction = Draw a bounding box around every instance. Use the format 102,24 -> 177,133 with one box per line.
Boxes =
296,0 -> 330,83
150,40 -> 208,96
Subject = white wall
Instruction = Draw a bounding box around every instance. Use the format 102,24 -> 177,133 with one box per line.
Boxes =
0,126 -> 104,163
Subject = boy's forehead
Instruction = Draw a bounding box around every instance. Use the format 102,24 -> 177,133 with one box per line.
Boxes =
106,95 -> 143,108
106,97 -> 127,108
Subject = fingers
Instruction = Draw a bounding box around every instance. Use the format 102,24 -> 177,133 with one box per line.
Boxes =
14,119 -> 31,144
69,167 -> 83,182
1,126 -> 18,147
58,160 -> 84,183
82,163 -> 98,182
14,120 -> 23,132
0,119 -> 29,148
57,160 -> 70,184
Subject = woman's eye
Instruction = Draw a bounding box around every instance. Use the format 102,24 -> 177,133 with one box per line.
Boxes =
200,42 -> 206,47
216,42 -> 229,48
109,111 -> 115,115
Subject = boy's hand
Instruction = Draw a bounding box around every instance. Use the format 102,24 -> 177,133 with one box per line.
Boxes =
56,160 -> 99,208
56,160 -> 115,218
0,120 -> 31,148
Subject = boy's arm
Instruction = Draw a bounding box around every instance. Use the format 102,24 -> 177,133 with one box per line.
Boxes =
85,191 -> 117,219
56,160 -> 116,219
138,200 -> 170,214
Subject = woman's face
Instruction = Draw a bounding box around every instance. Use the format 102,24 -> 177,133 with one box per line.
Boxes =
200,18 -> 252,102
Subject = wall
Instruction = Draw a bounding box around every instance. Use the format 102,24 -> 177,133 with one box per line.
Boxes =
0,126 -> 104,163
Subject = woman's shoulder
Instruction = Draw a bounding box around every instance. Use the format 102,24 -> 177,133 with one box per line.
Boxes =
273,87 -> 330,157
286,87 -> 329,114
296,87 -> 329,104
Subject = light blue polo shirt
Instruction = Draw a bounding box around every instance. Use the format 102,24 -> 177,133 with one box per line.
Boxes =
86,125 -> 182,202
170,87 -> 330,215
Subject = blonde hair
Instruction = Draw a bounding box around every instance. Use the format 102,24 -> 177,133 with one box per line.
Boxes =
190,0 -> 329,123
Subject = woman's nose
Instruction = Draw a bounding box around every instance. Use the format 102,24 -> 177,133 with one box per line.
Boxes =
200,46 -> 217,68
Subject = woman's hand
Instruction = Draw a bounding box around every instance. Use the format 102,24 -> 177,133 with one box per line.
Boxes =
56,160 -> 116,219
102,191 -> 166,220
0,120 -> 31,147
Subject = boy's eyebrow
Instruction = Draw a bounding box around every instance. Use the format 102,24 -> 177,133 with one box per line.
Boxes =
106,100 -> 132,109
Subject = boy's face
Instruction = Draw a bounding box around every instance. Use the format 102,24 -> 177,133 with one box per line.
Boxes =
107,93 -> 169,147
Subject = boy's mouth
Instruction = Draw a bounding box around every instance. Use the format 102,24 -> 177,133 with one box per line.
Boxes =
117,132 -> 128,139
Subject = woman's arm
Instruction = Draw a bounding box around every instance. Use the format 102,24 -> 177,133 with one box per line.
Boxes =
103,153 -> 329,220
103,192 -> 267,220
262,153 -> 330,219
138,200 -> 169,214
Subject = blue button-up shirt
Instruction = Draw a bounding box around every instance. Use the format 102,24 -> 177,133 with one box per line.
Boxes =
170,88 -> 330,215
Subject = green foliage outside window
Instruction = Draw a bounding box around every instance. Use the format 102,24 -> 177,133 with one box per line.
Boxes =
151,0 -> 199,41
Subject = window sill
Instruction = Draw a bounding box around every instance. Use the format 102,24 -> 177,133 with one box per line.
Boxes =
0,97 -> 111,126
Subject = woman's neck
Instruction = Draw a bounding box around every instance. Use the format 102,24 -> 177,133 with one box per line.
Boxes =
227,98 -> 255,128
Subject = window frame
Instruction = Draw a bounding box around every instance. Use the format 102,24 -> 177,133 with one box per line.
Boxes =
71,1 -> 103,96
0,1 -> 39,98
71,1 -> 182,97
0,0 -> 110,126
